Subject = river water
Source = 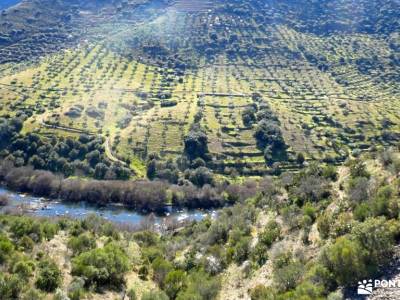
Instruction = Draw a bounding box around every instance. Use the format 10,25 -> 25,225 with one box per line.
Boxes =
0,187 -> 214,226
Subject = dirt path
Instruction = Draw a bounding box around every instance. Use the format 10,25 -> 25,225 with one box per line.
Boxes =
104,136 -> 127,166
42,231 -> 73,290
39,113 -> 127,166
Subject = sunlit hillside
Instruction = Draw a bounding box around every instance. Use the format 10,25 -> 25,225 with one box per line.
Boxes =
0,0 -> 399,177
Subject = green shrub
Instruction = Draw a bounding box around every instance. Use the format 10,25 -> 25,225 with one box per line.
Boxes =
67,277 -> 85,300
0,274 -> 24,300
41,221 -> 59,240
133,231 -> 159,247
152,257 -> 173,287
141,246 -> 163,263
177,271 -> 220,300
251,243 -> 269,266
351,217 -> 394,268
21,288 -> 42,300
327,290 -> 344,300
10,218 -> 42,241
229,236 -> 251,264
0,234 -> 14,263
354,203 -> 372,221
127,288 -> 137,300
273,260 -> 304,292
302,203 -> 317,222
280,281 -> 324,300
259,220 -> 281,247
69,223 -> 85,237
206,222 -> 229,245
9,217 -> 58,242
250,285 -> 276,300
272,251 -> 292,270
138,264 -> 149,280
349,160 -> 370,179
164,270 -> 187,299
35,259 -> 62,292
19,235 -> 35,251
12,260 -> 35,280
142,290 -> 169,300
71,242 -> 129,289
370,186 -> 400,218
321,236 -> 368,286
322,165 -> 338,181
317,212 -> 333,239
304,263 -> 335,292
280,205 -> 302,230
331,212 -> 354,238
68,233 -> 96,256
348,175 -> 370,202
386,219 -> 400,241
100,222 -> 120,240
54,288 -> 70,300
184,127 -> 209,161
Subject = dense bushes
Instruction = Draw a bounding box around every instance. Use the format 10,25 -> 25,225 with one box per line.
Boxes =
184,125 -> 209,161
0,117 -> 131,179
146,155 -> 180,184
152,257 -> 173,287
242,107 -> 256,127
165,270 -> 186,299
247,150 -> 400,299
0,160 -> 260,211
12,260 -> 35,281
184,166 -> 214,187
176,271 -> 220,300
0,147 -> 398,299
9,216 -> 58,242
146,154 -> 214,187
35,260 -> 62,292
0,234 -> 14,264
142,290 -> 169,300
253,103 -> 287,166
259,220 -> 281,247
68,233 -> 96,256
351,217 -> 395,269
0,274 -> 24,300
0,117 -> 23,148
71,242 -> 130,289
321,236 -> 368,286
60,179 -> 169,212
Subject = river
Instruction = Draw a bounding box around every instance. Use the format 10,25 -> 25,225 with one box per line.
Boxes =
0,187 -> 215,227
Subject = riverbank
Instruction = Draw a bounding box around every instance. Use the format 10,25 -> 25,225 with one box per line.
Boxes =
0,187 -> 216,227
0,163 -> 256,213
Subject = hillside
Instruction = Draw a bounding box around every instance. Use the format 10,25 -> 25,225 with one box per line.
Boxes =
1,148 -> 400,299
0,0 -> 399,178
0,2 -> 399,298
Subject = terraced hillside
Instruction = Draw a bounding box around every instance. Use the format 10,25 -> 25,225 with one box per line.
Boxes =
0,0 -> 399,177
